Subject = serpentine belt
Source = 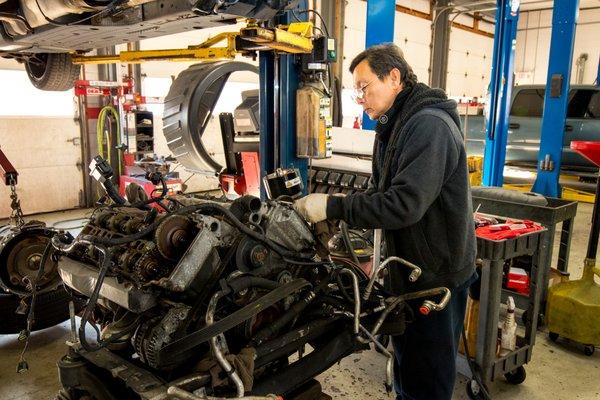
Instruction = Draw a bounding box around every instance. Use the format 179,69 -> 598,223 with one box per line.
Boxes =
158,278 -> 311,365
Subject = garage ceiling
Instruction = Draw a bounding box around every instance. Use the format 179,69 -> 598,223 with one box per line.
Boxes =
448,0 -> 600,21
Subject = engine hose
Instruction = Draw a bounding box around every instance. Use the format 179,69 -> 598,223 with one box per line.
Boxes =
340,222 -> 360,266
102,178 -> 126,205
50,235 -> 124,352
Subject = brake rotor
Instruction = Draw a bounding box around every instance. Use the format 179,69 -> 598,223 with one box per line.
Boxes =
155,215 -> 199,261
2,231 -> 58,294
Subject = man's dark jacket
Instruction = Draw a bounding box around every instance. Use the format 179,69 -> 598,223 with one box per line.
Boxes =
327,83 -> 476,293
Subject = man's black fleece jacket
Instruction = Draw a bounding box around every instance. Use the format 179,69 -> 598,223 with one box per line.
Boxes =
326,83 -> 476,293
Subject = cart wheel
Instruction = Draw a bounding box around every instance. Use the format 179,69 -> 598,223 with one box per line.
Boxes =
504,366 -> 526,385
466,379 -> 484,400
375,334 -> 390,353
548,332 -> 559,342
584,345 -> 595,356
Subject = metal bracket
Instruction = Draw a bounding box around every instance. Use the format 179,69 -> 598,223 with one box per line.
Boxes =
71,22 -> 313,65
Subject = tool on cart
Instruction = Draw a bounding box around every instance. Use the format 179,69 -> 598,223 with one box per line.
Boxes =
546,141 -> 600,356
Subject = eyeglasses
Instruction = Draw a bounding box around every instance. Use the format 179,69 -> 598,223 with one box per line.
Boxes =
351,80 -> 374,103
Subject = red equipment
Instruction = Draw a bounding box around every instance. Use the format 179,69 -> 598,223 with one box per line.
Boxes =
0,147 -> 18,186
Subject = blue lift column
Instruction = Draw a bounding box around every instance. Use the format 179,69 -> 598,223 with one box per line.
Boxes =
482,0 -> 519,187
532,0 -> 580,197
259,2 -> 309,198
362,0 -> 396,131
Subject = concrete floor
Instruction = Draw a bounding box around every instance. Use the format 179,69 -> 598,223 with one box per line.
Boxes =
1,204 -> 599,400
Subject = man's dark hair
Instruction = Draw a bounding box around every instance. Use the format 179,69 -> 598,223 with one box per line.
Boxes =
349,43 -> 418,87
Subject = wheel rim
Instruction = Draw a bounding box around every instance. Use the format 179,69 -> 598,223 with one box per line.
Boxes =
27,54 -> 49,82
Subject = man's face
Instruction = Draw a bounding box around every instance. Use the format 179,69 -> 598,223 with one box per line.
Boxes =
352,60 -> 403,120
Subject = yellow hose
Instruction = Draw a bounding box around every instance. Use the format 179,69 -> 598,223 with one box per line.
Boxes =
96,105 -> 122,176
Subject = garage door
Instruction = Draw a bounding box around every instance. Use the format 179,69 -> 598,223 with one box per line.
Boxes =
0,116 -> 83,219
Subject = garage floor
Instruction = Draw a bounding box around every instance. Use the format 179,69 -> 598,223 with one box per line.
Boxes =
1,204 -> 599,400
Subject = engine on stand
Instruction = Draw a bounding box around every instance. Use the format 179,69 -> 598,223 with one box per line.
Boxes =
49,194 -> 451,400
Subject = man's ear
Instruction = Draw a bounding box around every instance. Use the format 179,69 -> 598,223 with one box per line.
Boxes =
389,68 -> 402,88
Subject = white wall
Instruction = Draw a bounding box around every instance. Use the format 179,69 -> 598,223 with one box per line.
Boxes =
341,0 -> 495,127
514,8 -> 600,85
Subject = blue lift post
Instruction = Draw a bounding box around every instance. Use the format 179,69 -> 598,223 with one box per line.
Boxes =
482,0 -> 519,187
259,2 -> 308,198
362,0 -> 396,131
531,0 -> 580,197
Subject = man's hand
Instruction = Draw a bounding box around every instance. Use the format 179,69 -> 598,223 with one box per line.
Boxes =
293,193 -> 329,223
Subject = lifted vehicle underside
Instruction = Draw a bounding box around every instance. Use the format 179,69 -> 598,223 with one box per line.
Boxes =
0,0 -> 299,90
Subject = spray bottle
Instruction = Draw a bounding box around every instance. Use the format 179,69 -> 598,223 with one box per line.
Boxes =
500,296 -> 517,355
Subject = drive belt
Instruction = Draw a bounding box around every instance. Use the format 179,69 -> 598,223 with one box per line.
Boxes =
158,278 -> 311,365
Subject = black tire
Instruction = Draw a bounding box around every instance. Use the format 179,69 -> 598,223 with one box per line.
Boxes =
25,53 -> 81,91
584,345 -> 595,356
0,286 -> 79,334
548,331 -> 559,342
504,366 -> 526,385
162,61 -> 258,172
466,379 -> 484,400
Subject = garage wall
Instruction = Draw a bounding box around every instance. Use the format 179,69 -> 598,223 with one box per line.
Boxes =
0,70 -> 83,218
341,0 -> 495,127
514,8 -> 600,85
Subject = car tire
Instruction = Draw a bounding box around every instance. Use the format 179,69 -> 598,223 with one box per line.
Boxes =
25,53 -> 81,91
0,286 -> 80,334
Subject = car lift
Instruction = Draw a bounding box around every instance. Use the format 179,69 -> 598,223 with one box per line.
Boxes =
482,0 -> 582,200
481,0 -> 519,187
71,19 -> 315,200
531,0 -> 580,197
70,22 -> 314,65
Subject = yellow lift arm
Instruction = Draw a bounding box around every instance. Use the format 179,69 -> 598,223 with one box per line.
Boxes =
71,22 -> 314,65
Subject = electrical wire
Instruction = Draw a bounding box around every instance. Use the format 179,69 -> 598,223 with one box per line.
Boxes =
16,239 -> 55,372
462,326 -> 492,400
296,9 -> 330,37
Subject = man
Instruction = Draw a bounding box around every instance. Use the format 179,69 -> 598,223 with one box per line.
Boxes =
294,43 -> 476,400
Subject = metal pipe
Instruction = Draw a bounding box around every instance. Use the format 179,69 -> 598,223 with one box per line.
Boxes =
339,268 -> 360,335
363,256 -> 422,301
358,324 -> 393,393
395,287 -> 452,315
372,228 -> 382,275
206,291 -> 245,398
167,386 -> 281,400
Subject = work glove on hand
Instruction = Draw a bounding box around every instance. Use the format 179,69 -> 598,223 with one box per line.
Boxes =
293,193 -> 329,223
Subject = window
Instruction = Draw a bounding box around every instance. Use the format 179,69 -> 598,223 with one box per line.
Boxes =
567,89 -> 595,118
510,89 -> 545,117
583,91 -> 600,119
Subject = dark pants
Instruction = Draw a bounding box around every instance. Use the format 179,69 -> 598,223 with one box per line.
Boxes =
391,278 -> 471,400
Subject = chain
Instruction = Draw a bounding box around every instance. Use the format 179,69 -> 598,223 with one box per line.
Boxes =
8,176 -> 25,227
